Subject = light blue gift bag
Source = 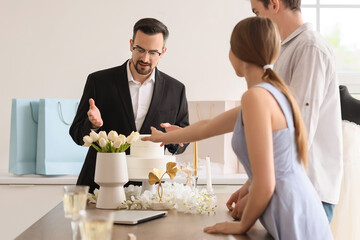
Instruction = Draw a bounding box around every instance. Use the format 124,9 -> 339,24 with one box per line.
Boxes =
36,99 -> 87,175
9,99 -> 39,174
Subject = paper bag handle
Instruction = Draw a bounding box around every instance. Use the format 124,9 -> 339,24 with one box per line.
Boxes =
29,102 -> 38,124
57,101 -> 79,125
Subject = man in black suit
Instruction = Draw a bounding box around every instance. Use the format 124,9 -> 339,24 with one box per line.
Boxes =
70,18 -> 189,193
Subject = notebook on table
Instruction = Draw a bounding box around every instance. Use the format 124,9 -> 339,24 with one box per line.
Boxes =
113,210 -> 168,225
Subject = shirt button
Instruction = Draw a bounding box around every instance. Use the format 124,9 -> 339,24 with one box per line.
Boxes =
305,103 -> 310,106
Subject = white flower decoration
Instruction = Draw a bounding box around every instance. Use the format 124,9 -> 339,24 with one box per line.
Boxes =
126,131 -> 140,144
82,135 -> 93,147
107,130 -> 119,142
87,182 -> 218,215
98,131 -> 107,140
82,130 -> 139,153
98,137 -> 107,148
89,131 -> 99,142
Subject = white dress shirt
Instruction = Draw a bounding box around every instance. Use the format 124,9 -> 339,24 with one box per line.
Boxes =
126,61 -> 155,131
274,23 -> 343,204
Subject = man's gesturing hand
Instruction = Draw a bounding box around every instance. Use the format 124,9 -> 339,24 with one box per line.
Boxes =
87,98 -> 103,129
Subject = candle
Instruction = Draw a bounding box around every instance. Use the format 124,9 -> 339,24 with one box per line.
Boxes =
206,156 -> 213,193
193,141 -> 198,176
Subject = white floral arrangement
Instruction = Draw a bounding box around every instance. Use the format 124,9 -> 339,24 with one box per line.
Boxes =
82,130 -> 139,153
88,182 -> 217,215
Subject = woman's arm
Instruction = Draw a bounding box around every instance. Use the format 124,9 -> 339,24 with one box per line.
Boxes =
236,89 -> 276,232
142,106 -> 241,145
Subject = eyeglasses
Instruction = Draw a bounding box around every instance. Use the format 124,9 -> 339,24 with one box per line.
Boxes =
132,45 -> 162,59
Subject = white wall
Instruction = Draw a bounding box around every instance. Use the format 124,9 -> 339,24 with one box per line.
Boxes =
0,0 -> 252,171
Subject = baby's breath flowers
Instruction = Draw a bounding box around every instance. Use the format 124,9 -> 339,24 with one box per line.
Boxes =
87,182 -> 218,215
120,182 -> 217,215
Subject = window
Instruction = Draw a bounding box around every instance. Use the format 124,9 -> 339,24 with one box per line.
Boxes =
302,1 -> 360,94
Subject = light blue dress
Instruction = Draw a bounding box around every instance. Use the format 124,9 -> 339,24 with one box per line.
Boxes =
232,82 -> 333,240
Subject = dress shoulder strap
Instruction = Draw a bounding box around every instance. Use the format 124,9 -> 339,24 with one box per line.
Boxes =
256,82 -> 294,129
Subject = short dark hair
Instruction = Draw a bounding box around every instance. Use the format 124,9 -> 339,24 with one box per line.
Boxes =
133,18 -> 169,43
258,0 -> 301,11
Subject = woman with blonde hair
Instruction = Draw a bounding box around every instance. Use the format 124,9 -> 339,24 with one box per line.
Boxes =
143,17 -> 332,239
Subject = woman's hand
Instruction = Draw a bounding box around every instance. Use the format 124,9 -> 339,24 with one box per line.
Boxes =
160,123 -> 184,147
160,122 -> 181,132
141,127 -> 167,146
226,182 -> 249,220
226,189 -> 242,211
230,194 -> 248,220
203,221 -> 245,235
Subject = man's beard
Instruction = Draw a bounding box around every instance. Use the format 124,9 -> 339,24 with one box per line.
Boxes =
133,59 -> 153,75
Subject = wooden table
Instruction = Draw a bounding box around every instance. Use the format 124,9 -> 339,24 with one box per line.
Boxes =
16,193 -> 273,240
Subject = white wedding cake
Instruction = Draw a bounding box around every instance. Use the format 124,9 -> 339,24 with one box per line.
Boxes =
126,135 -> 176,179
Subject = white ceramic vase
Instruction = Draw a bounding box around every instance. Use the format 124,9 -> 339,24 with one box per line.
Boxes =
94,152 -> 129,209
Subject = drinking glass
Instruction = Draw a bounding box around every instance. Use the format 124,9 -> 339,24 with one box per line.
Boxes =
79,210 -> 114,240
63,185 -> 89,240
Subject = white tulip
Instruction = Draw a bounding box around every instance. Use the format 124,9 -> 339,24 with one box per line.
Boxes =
99,137 -> 107,148
83,142 -> 92,147
114,134 -> 126,148
83,135 -> 93,147
108,130 -> 119,142
118,134 -> 126,143
126,131 -> 140,144
98,131 -> 107,140
113,140 -> 122,148
89,131 -> 99,142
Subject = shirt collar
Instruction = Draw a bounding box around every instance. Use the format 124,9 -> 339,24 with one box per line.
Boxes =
126,60 -> 156,84
281,22 -> 313,46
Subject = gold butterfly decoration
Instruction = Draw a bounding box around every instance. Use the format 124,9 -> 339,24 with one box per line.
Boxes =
149,169 -> 163,185
148,162 -> 178,202
166,162 -> 178,180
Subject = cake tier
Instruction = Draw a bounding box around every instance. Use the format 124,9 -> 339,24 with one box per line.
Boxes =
126,155 -> 176,179
130,136 -> 164,158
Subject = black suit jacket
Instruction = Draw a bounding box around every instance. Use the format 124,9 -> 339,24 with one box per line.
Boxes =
70,60 -> 189,192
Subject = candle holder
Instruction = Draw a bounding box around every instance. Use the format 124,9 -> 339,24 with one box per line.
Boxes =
191,175 -> 199,190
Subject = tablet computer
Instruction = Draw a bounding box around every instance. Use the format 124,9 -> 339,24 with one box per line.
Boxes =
113,210 -> 168,225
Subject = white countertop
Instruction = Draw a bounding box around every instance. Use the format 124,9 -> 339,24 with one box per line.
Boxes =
0,172 -> 247,185
0,172 -> 78,185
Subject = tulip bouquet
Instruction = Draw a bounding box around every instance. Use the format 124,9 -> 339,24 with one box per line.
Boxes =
82,130 -> 140,153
